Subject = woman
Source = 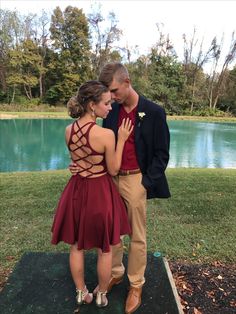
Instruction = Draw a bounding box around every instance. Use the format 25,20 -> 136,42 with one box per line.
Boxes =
51,81 -> 132,308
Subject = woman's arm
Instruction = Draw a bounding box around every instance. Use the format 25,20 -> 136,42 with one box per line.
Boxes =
104,118 -> 133,176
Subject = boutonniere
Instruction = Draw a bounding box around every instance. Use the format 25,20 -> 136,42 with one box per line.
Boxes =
138,112 -> 146,120
137,112 -> 146,127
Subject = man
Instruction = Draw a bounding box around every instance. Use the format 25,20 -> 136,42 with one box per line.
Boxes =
71,63 -> 170,314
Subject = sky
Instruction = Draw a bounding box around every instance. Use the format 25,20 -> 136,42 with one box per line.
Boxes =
1,0 -> 236,71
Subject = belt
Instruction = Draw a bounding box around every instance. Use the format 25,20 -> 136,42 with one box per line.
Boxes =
118,168 -> 141,176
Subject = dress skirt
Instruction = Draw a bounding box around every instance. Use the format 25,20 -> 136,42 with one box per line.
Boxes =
51,173 -> 131,252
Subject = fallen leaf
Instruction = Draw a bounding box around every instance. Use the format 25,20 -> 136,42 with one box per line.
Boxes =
193,307 -> 203,314
6,256 -> 15,261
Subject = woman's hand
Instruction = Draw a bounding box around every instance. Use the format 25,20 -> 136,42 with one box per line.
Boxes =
118,118 -> 134,142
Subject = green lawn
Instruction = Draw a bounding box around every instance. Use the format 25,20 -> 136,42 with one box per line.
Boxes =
0,111 -> 69,119
0,168 -> 235,277
1,111 -> 236,122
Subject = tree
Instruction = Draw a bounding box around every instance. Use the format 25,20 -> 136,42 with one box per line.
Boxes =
48,6 -> 91,104
218,66 -> 236,115
153,23 -> 177,58
0,9 -> 22,97
7,39 -> 41,102
33,10 -> 50,100
88,9 -> 122,76
207,32 -> 236,110
147,52 -> 185,113
182,28 -> 216,112
126,56 -> 150,96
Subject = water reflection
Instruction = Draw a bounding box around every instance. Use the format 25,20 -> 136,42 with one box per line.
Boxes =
168,121 -> 236,168
0,119 -> 236,172
0,119 -> 72,172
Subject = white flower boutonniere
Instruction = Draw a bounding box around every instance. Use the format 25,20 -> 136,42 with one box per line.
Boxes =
138,112 -> 146,120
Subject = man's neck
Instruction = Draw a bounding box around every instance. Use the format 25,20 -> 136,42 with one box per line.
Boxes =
122,88 -> 139,113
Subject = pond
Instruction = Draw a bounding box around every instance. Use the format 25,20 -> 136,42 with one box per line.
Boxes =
0,119 -> 236,172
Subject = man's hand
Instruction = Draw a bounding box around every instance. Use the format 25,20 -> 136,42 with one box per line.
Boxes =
68,162 -> 80,176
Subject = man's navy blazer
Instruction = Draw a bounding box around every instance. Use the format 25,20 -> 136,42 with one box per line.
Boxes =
103,95 -> 171,199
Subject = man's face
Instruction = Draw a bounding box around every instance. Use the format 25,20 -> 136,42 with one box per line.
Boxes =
108,78 -> 129,104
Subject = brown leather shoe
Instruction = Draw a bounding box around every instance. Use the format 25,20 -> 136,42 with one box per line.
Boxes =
93,275 -> 124,296
107,275 -> 124,292
125,286 -> 142,314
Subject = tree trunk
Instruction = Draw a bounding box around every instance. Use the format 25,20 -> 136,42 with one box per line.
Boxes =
24,84 -> 31,100
213,95 -> 219,109
209,89 -> 213,109
10,85 -> 16,104
0,64 -> 7,92
190,79 -> 196,112
39,72 -> 43,99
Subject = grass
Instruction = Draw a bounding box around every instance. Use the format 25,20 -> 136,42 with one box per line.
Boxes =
1,110 -> 236,122
0,111 -> 69,119
167,115 -> 236,122
148,169 -> 236,262
0,168 -> 235,278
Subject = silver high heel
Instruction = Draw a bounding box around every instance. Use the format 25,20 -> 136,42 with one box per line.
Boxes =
96,290 -> 108,308
76,286 -> 93,305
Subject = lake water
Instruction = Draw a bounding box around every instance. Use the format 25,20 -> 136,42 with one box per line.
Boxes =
0,119 -> 236,172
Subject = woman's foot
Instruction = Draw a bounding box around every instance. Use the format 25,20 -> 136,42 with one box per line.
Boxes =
96,290 -> 108,308
93,275 -> 124,295
76,286 -> 93,305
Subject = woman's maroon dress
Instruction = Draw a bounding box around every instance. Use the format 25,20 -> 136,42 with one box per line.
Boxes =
51,121 -> 131,252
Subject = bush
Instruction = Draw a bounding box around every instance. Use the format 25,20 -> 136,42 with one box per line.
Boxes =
0,103 -> 66,112
183,108 -> 230,117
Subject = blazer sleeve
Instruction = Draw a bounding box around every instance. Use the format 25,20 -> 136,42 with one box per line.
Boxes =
142,108 -> 170,189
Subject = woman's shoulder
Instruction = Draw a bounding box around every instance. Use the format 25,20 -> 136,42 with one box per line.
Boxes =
66,122 -> 73,130
90,124 -> 115,149
65,121 -> 74,134
93,123 -> 114,137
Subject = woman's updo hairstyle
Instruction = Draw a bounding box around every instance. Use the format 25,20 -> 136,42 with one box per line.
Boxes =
67,80 -> 109,119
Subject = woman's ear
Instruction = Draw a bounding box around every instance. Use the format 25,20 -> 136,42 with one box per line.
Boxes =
89,101 -> 96,117
89,101 -> 95,112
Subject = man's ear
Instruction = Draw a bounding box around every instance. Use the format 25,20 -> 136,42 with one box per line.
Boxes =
124,78 -> 130,86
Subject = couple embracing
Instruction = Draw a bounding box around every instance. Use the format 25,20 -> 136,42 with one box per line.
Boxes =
51,63 -> 170,313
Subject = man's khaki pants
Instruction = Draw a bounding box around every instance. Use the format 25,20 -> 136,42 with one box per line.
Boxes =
113,172 -> 147,288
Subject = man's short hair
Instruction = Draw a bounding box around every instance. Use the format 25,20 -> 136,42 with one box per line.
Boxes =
99,63 -> 129,87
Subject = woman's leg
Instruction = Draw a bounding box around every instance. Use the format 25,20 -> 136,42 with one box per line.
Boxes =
70,244 -> 93,304
95,247 -> 112,307
97,248 -> 112,291
69,244 -> 85,290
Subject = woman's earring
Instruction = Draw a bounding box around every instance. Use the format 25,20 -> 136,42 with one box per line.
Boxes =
91,108 -> 95,117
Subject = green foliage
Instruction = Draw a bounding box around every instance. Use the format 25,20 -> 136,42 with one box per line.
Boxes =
45,86 -> 62,105
183,108 -> 229,117
127,57 -> 150,96
133,53 -> 186,113
0,90 -> 7,102
218,66 -> 236,116
47,6 -> 91,104
0,7 -> 236,114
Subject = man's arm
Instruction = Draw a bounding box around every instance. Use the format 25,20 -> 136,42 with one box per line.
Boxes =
142,109 -> 170,189
68,161 -> 80,176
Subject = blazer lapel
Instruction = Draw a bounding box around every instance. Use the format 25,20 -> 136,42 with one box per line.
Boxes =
134,95 -> 146,143
109,102 -> 120,138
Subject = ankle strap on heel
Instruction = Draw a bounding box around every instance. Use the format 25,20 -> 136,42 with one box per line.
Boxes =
96,290 -> 108,308
76,286 -> 93,305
